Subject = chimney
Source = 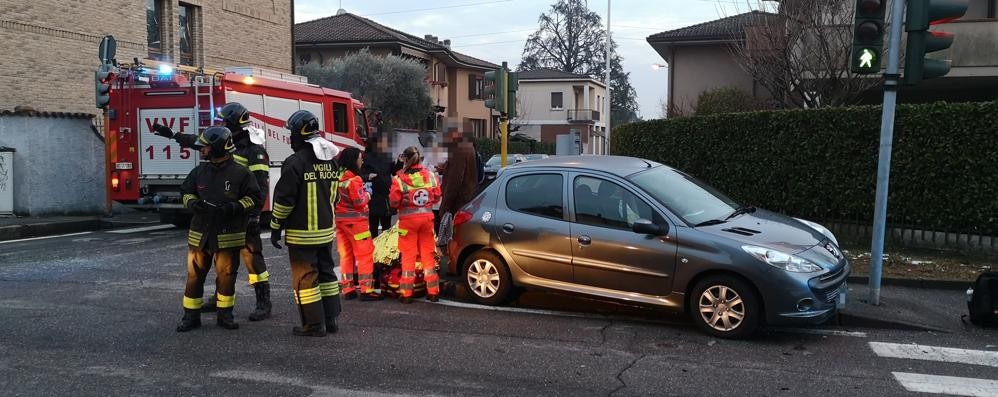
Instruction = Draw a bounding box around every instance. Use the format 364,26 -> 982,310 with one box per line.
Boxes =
425,34 -> 434,41
443,39 -> 451,48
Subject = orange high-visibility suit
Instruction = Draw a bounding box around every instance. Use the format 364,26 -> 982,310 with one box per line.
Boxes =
389,164 -> 441,299
336,169 -> 375,295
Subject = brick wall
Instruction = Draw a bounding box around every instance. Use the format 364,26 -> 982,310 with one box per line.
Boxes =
0,0 -> 292,116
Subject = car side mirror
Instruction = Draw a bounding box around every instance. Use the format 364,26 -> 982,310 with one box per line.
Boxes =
632,219 -> 667,236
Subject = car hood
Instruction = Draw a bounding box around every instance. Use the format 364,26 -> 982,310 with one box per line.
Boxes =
696,209 -> 825,254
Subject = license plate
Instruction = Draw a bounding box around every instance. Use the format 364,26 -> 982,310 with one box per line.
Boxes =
115,162 -> 133,170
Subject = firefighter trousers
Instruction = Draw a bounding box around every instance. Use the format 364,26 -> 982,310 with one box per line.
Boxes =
336,220 -> 374,294
182,247 -> 238,311
398,216 -> 439,298
289,245 -> 341,327
240,222 -> 269,285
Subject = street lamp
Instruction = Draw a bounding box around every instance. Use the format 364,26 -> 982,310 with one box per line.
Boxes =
651,63 -> 668,70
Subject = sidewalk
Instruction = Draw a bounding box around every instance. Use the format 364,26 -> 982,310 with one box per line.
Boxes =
837,281 -> 994,335
0,211 -> 160,241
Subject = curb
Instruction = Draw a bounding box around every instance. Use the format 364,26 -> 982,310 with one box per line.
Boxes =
0,219 -> 104,241
847,276 -> 970,291
836,311 -> 953,333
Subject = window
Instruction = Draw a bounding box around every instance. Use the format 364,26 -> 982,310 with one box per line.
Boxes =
506,174 -> 564,219
469,118 -> 486,137
551,92 -> 563,109
178,4 -> 198,66
469,74 -> 484,100
435,63 -> 447,82
332,103 -> 348,133
573,176 -> 658,230
354,107 -> 368,139
146,0 -> 164,60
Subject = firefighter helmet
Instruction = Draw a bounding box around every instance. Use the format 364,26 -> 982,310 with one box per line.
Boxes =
196,126 -> 235,158
218,102 -> 251,131
286,110 -> 320,151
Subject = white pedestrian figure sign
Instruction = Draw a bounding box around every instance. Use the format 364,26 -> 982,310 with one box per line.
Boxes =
859,48 -> 876,68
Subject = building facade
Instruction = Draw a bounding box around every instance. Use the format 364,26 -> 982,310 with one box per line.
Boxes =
0,0 -> 293,116
294,11 -> 498,137
513,69 -> 608,155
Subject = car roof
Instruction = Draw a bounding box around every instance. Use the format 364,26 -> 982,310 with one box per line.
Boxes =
506,155 -> 664,177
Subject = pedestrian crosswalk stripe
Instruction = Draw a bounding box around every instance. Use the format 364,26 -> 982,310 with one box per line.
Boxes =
892,372 -> 998,397
108,224 -> 176,234
869,342 -> 998,368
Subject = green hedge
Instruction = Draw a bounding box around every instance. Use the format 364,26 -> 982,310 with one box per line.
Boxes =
611,101 -> 998,234
474,137 -> 555,160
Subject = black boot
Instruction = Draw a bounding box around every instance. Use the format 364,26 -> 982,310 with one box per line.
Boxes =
426,294 -> 439,302
322,295 -> 342,334
360,291 -> 384,301
176,309 -> 201,332
248,282 -> 272,321
200,294 -> 218,313
216,308 -> 239,330
293,302 -> 326,337
399,295 -> 412,304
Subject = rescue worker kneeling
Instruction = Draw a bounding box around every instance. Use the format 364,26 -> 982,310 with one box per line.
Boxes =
389,146 -> 442,304
176,126 -> 261,332
270,110 -> 342,337
336,148 -> 383,301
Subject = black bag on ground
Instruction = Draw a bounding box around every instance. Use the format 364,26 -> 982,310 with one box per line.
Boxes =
967,271 -> 998,327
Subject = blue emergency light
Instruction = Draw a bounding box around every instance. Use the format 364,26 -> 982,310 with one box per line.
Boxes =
158,64 -> 174,76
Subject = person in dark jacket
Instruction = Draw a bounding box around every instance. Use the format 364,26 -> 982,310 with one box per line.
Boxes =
175,126 -> 261,332
362,135 -> 396,238
269,110 -> 342,337
154,102 -> 272,321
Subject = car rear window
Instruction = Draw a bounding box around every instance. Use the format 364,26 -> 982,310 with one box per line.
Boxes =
506,173 -> 564,219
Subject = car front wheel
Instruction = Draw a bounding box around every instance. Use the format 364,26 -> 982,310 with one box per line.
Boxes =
463,250 -> 512,306
690,275 -> 761,339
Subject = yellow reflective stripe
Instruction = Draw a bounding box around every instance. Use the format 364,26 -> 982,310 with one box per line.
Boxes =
307,182 -> 317,231
269,219 -> 282,230
409,171 -> 426,187
285,235 -> 334,245
248,164 -> 269,172
182,194 -> 198,207
232,154 -> 248,167
353,230 -> 371,240
248,271 -> 270,284
187,231 -> 202,246
397,228 -> 408,236
218,240 -> 244,249
215,293 -> 236,308
239,197 -> 254,209
218,232 -> 246,241
319,282 -> 340,297
286,227 -> 335,237
294,287 -> 322,304
183,296 -> 203,309
272,202 -> 294,220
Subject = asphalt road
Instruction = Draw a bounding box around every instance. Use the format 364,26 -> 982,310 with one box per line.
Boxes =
1,224 -> 997,396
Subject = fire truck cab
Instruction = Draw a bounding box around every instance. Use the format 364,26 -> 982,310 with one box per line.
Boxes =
105,61 -> 369,226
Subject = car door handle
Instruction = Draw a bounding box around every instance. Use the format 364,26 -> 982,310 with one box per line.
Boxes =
501,223 -> 515,234
577,235 -> 591,246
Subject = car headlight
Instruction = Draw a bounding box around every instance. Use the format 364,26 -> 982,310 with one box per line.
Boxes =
795,218 -> 839,247
742,245 -> 823,273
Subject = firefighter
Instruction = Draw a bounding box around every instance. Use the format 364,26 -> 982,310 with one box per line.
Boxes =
153,102 -> 272,321
335,147 -> 382,301
389,146 -> 442,304
269,110 -> 342,337
176,126 -> 261,332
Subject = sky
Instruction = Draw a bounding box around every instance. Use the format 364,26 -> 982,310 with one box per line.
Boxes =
294,0 -> 759,119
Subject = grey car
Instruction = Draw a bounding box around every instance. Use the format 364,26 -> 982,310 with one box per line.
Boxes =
447,156 -> 849,338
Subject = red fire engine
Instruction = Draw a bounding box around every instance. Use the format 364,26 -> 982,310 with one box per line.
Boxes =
105,60 -> 369,225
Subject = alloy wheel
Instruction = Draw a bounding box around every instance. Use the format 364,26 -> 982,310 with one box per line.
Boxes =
698,285 -> 745,332
467,259 -> 501,298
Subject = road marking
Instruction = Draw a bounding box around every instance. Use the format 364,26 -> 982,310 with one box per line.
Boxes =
892,372 -> 998,397
260,232 -> 271,239
870,342 -> 998,368
429,298 -> 616,320
0,231 -> 92,245
108,224 -> 176,234
211,369 -> 416,396
772,327 -> 867,338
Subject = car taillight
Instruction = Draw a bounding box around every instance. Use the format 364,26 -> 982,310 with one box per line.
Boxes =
454,210 -> 473,227
111,172 -> 120,191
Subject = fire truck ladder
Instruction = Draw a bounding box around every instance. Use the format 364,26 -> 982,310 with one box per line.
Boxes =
192,74 -> 218,133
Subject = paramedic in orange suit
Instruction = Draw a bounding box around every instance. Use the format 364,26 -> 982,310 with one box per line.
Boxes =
389,146 -> 442,303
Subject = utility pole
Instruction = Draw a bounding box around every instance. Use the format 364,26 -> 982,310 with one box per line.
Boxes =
604,0 -> 611,155
867,0 -> 906,305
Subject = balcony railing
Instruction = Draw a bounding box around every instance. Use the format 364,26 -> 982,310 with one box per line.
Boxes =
567,109 -> 600,123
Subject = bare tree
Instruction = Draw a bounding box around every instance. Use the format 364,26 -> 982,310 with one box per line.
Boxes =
726,0 -> 881,108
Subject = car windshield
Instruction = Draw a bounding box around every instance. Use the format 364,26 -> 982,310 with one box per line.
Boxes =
486,155 -> 517,167
628,166 -> 739,225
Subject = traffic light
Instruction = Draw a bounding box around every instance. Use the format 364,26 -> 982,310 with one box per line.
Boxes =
850,0 -> 887,74
483,66 -> 507,113
506,71 -> 519,119
95,64 -> 116,109
903,0 -> 968,85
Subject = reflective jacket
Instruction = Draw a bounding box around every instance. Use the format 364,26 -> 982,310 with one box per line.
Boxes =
389,164 -> 440,220
176,131 -> 269,217
335,170 -> 370,222
269,149 -> 339,247
180,157 -> 261,250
